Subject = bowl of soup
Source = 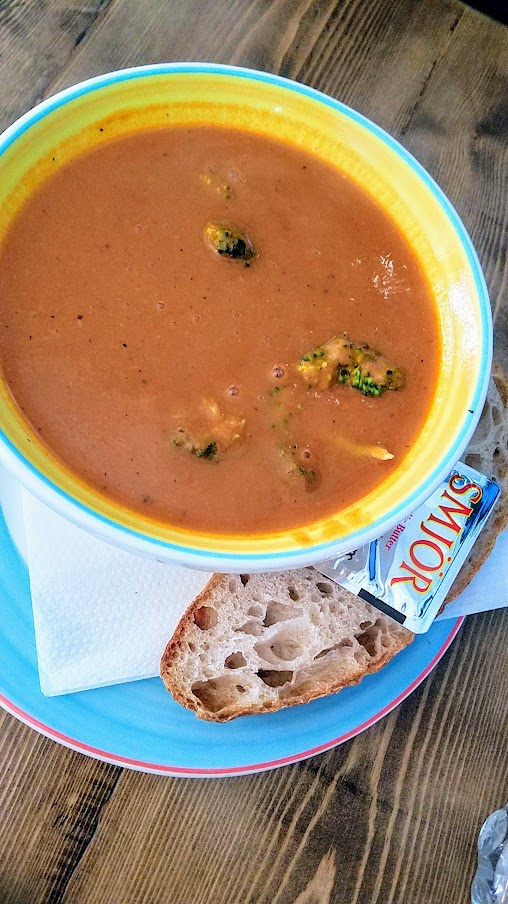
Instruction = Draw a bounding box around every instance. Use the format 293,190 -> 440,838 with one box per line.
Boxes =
0,64 -> 491,571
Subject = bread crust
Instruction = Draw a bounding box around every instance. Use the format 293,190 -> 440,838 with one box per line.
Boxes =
161,572 -> 413,722
445,363 -> 508,601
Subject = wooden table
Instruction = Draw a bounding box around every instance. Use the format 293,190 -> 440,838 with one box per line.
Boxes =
0,2 -> 507,902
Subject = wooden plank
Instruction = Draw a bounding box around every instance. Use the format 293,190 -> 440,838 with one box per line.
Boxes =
44,0 -> 463,98
0,0 -> 114,131
0,709 -> 120,904
59,610 -> 508,904
394,6 -> 508,368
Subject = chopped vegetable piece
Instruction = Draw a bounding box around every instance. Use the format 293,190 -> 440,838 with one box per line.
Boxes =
365,445 -> 394,461
298,335 -> 403,395
281,443 -> 319,491
203,400 -> 245,449
196,441 -> 218,459
204,223 -> 257,264
334,436 -> 394,461
172,430 -> 218,459
171,400 -> 245,461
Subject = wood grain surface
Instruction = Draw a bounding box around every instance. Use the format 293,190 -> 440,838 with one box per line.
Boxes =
0,1 -> 507,902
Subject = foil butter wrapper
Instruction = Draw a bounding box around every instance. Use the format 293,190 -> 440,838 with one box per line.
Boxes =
315,463 -> 500,634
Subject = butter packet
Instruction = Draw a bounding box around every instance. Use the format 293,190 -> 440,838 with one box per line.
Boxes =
314,463 -> 500,633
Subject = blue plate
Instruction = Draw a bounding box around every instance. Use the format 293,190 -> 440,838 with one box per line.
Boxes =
0,509 -> 462,777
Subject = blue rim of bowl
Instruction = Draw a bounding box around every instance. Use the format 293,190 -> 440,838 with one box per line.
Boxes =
0,63 -> 493,567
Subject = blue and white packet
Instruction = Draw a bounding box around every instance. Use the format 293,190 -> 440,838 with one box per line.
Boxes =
315,462 -> 500,633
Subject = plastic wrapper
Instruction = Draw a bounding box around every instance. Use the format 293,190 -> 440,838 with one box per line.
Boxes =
471,804 -> 508,904
315,463 -> 500,633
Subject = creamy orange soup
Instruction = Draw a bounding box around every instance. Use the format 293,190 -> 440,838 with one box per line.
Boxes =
0,126 -> 439,533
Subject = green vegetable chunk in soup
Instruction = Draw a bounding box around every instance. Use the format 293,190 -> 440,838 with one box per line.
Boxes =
299,335 -> 404,396
0,126 -> 439,534
172,399 -> 246,459
203,222 -> 257,264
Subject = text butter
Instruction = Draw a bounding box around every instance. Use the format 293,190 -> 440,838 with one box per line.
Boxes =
315,463 -> 500,633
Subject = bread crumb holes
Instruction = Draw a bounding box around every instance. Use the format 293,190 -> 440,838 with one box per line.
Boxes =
193,606 -> 218,630
225,652 -> 247,669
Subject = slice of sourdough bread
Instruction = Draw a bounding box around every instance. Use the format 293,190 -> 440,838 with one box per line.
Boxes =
160,570 -> 413,722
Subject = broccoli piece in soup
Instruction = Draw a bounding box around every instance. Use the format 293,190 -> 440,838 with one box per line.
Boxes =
171,400 -> 245,461
299,335 -> 403,396
349,345 -> 404,396
281,443 -> 319,491
172,432 -> 218,459
299,336 -> 357,391
203,223 -> 257,264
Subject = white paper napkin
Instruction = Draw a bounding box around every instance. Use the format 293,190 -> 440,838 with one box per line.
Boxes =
18,488 -> 507,697
437,528 -> 508,620
21,490 -> 212,696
